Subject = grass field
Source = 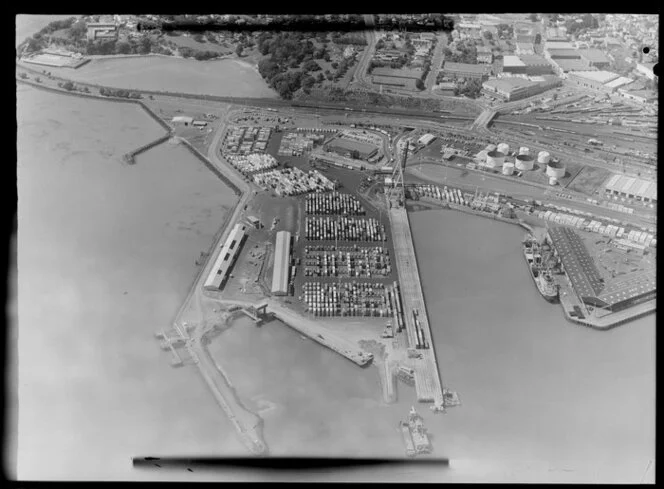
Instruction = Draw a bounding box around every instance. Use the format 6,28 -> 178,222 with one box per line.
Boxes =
566,165 -> 614,196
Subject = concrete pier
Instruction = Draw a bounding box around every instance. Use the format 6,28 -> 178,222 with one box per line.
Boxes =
388,206 -> 445,407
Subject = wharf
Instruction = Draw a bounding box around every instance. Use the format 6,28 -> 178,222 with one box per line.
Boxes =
388,206 -> 445,406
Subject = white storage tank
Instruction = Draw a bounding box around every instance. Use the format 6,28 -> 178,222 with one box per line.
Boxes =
497,143 -> 510,155
485,150 -> 505,169
518,146 -> 530,156
537,151 -> 551,164
549,177 -> 558,186
546,160 -> 566,179
515,154 -> 535,171
502,162 -> 515,175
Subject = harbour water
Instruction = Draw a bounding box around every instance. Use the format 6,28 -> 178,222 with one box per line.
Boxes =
15,84 -> 654,482
408,207 -> 655,482
16,86 -> 242,480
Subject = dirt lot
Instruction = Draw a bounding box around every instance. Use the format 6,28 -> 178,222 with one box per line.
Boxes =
566,165 -> 613,196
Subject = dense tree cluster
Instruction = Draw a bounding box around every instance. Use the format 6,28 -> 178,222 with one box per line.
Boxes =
99,87 -> 142,99
453,78 -> 483,98
256,31 -> 358,98
565,15 -> 599,35
443,41 -> 478,64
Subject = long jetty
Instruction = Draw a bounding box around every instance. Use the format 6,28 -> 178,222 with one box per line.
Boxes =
388,205 -> 444,407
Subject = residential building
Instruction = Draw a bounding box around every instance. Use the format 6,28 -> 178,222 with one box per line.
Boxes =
476,46 -> 493,64
86,22 -> 118,41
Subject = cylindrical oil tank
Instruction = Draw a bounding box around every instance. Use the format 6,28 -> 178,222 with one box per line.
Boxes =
549,177 -> 558,186
537,151 -> 551,164
502,162 -> 515,175
546,160 -> 566,179
519,147 -> 530,156
497,143 -> 510,155
515,154 -> 534,171
485,150 -> 505,168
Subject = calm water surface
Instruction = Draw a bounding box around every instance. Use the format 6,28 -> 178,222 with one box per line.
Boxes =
17,86 -> 241,480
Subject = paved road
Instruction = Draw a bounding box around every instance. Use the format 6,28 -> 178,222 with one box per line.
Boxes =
424,32 -> 447,91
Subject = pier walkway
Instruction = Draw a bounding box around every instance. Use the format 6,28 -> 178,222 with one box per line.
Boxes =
388,206 -> 445,407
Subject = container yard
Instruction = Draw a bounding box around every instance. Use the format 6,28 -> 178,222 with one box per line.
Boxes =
225,153 -> 278,176
253,167 -> 335,196
301,281 -> 395,317
303,245 -> 392,278
305,191 -> 366,216
223,126 -> 273,155
277,131 -> 326,156
305,216 -> 387,242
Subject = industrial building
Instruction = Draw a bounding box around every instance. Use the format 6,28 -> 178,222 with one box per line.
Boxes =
172,116 -> 194,126
548,227 -> 656,312
566,71 -> 625,92
203,223 -> 247,291
482,75 -> 561,102
501,55 -> 554,76
418,134 -> 436,146
441,62 -> 491,80
325,137 -> 378,160
603,174 -> 657,203
578,49 -> 611,69
271,231 -> 292,296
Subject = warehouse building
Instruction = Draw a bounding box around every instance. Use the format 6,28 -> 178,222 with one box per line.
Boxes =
482,75 -> 561,101
566,70 -> 622,92
548,227 -> 656,312
603,174 -> 657,203
172,116 -> 194,126
551,58 -> 591,75
271,230 -> 292,296
203,223 -> 247,291
578,49 -> 611,69
325,137 -> 378,160
441,62 -> 491,80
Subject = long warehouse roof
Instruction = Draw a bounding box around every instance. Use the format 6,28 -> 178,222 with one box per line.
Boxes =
204,223 -> 247,290
271,230 -> 291,294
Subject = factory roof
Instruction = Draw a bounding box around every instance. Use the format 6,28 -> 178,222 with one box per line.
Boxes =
553,59 -> 589,72
484,77 -> 534,93
604,76 -> 634,89
548,227 -> 604,301
519,54 -> 551,66
604,174 -> 657,199
547,48 -> 581,58
503,55 -> 526,67
271,230 -> 291,294
597,270 -> 656,306
568,70 -> 620,84
578,48 -> 611,63
443,62 -> 491,74
545,41 -> 576,50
